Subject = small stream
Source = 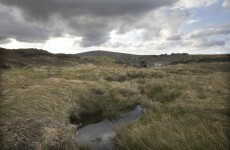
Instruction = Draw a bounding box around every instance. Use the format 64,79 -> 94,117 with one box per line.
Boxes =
76,105 -> 145,150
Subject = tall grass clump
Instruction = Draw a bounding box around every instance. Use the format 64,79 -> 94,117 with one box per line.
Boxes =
114,111 -> 229,150
113,62 -> 230,150
69,82 -> 145,126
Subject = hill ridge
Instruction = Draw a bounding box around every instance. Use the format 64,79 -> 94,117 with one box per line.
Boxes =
76,50 -> 137,57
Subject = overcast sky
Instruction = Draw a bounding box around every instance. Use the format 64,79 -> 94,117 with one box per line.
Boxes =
0,0 -> 229,54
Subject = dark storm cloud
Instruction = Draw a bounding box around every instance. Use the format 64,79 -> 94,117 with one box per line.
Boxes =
0,0 -> 178,20
67,16 -> 113,47
0,0 -> 178,46
195,39 -> 225,48
190,26 -> 230,39
0,7 -> 53,43
0,35 -> 11,44
167,35 -> 181,41
80,34 -> 110,47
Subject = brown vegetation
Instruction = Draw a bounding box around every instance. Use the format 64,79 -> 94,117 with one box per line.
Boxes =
0,48 -> 229,149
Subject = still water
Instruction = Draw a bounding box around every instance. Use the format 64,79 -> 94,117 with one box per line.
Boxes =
76,105 -> 145,150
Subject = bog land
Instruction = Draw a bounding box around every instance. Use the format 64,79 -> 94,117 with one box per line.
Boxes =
0,48 -> 229,150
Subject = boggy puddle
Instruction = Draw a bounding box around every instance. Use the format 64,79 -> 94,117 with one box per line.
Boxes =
76,105 -> 145,150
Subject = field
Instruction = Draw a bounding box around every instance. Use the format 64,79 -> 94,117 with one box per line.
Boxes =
0,50 -> 229,150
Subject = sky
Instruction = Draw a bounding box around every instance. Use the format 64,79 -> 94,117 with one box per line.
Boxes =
0,0 -> 229,55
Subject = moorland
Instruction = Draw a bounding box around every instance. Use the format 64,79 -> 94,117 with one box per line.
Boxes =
0,48 -> 229,150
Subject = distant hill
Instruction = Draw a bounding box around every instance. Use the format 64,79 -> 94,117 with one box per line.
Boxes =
76,50 -> 136,57
70,50 -> 230,67
0,48 -> 229,69
0,48 -> 95,68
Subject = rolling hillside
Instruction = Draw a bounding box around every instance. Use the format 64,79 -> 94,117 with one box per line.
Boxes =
0,48 -> 229,69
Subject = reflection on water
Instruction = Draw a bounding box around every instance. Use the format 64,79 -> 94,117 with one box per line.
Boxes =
76,105 -> 145,150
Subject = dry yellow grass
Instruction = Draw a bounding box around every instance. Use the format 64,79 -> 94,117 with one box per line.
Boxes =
0,60 -> 229,149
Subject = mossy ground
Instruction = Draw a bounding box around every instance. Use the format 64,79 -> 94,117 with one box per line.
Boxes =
0,57 -> 229,149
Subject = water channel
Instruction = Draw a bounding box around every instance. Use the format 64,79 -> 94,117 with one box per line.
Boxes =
76,105 -> 145,150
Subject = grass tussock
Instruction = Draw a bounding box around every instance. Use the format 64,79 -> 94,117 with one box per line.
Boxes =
0,59 -> 229,149
114,112 -> 229,150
